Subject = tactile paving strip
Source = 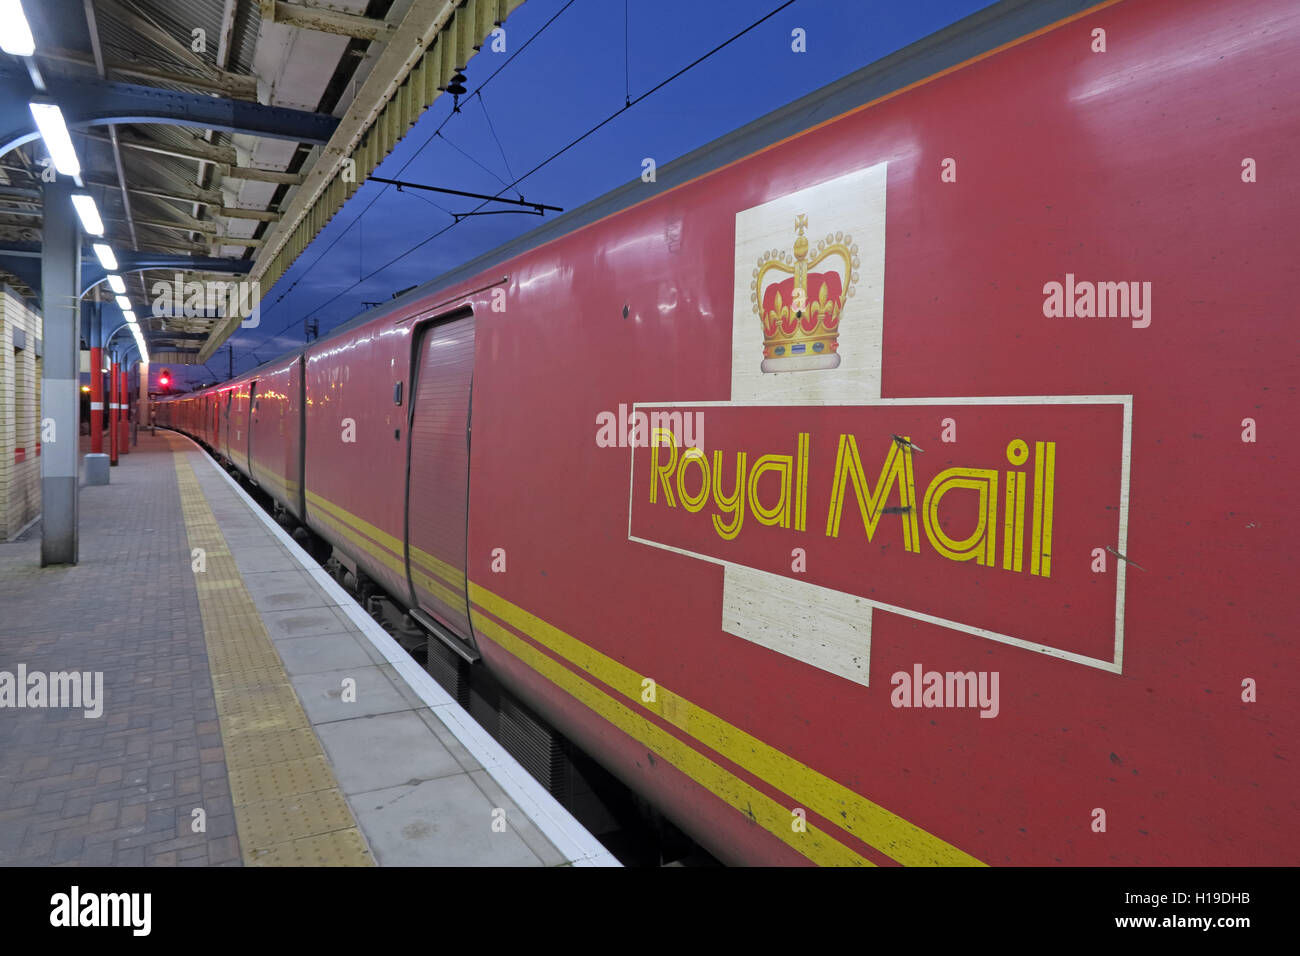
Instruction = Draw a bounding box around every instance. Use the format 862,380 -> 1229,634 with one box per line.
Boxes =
170,440 -> 374,866
244,828 -> 373,867
222,728 -> 325,773
236,789 -> 357,848
228,755 -> 338,806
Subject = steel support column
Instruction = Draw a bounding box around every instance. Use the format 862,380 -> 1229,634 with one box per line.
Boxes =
89,299 -> 103,453
109,356 -> 119,466
118,367 -> 130,454
139,358 -> 150,432
40,178 -> 81,565
90,344 -> 103,452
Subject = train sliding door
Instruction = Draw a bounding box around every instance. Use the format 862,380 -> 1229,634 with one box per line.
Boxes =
222,389 -> 233,458
405,309 -> 476,654
241,379 -> 257,475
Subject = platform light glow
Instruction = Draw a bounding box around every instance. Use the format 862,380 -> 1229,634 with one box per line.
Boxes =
114,294 -> 132,312
106,274 -> 125,294
131,326 -> 149,363
0,1 -> 35,57
92,243 -> 117,270
71,194 -> 104,236
28,102 -> 80,177
122,309 -> 137,325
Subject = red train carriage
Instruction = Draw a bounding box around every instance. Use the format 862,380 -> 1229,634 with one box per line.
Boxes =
158,0 -> 1299,865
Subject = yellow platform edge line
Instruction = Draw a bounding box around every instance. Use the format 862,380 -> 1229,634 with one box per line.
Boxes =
168,439 -> 374,867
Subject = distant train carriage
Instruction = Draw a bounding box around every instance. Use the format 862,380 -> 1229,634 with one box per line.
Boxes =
158,0 -> 1299,866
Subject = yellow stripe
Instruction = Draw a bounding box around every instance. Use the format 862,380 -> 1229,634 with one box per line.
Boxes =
411,544 -> 463,591
308,506 -> 465,613
305,488 -> 464,592
471,611 -> 870,867
306,489 -> 404,556
470,581 -> 983,867
251,467 -> 298,499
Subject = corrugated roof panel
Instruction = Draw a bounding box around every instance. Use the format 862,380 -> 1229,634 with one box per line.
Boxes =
230,1 -> 264,75
134,0 -> 229,51
130,151 -> 204,190
94,12 -> 205,77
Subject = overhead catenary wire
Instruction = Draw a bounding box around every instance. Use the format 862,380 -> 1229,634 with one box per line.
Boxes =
280,0 -> 800,328
251,0 -> 582,347
404,188 -> 455,219
436,126 -> 517,197
475,92 -> 522,199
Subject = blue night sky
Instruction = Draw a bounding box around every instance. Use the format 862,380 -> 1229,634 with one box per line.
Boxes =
211,0 -> 994,382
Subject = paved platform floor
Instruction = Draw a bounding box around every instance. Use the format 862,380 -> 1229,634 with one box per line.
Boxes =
0,430 -> 615,867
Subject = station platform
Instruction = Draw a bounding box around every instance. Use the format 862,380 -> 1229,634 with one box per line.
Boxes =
0,431 -> 617,867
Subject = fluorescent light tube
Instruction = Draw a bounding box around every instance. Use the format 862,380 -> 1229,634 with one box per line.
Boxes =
71,193 -> 103,235
28,102 -> 79,177
0,1 -> 35,57
92,243 -> 117,270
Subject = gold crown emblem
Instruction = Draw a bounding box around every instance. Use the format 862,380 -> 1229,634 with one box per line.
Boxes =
750,214 -> 859,372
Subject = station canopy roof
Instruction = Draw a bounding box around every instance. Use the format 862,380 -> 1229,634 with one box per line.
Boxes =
0,0 -> 522,365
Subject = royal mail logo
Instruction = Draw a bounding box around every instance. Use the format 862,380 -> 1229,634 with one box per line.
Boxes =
645,426 -> 1058,579
628,162 -> 1133,685
630,399 -> 1129,677
751,214 -> 859,372
729,164 -> 884,405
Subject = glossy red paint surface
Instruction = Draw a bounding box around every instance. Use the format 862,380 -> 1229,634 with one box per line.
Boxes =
246,355 -> 302,517
300,324 -> 412,601
159,0 -> 1298,865
408,313 -> 475,634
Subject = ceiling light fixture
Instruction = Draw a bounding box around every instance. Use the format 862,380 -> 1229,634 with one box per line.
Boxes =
71,193 -> 103,235
0,0 -> 36,57
28,102 -> 80,177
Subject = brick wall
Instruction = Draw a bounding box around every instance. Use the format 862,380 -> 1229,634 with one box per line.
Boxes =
0,285 -> 43,539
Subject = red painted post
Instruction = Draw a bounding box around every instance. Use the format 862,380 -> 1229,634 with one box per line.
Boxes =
118,368 -> 130,455
109,359 -> 119,466
89,346 -> 103,454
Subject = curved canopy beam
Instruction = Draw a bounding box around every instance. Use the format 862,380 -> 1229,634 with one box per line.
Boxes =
0,242 -> 252,297
0,66 -> 339,159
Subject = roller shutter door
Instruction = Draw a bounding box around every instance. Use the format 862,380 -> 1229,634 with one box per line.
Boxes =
407,312 -> 475,638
